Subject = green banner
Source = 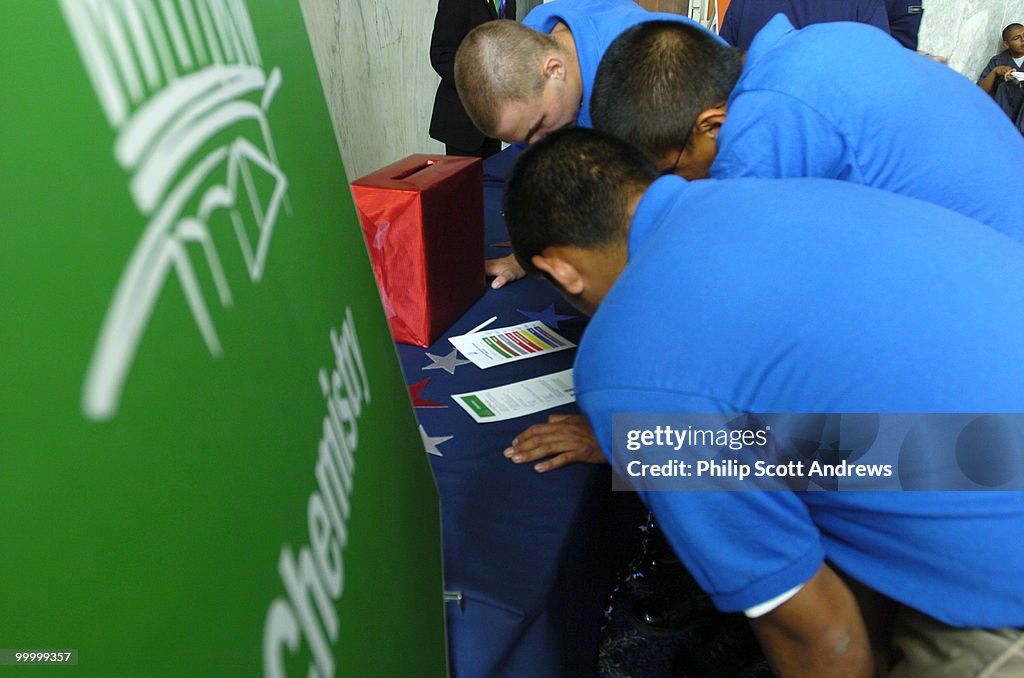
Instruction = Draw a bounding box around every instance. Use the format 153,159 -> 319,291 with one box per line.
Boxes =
1,3 -> 445,676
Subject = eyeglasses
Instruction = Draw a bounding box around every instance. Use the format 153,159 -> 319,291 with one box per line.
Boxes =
660,147 -> 684,176
659,130 -> 691,176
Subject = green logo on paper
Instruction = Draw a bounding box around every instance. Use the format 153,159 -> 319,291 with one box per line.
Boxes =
460,395 -> 494,418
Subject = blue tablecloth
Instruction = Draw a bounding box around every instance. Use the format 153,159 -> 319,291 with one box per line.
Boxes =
395,146 -> 642,677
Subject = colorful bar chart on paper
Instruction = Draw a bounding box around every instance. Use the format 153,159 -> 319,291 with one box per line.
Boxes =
449,321 -> 576,369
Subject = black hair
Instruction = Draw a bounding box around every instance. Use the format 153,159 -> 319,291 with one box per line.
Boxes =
1003,23 -> 1024,41
502,127 -> 659,277
591,20 -> 743,159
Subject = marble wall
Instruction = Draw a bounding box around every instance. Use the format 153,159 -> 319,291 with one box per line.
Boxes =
298,0 -> 440,179
301,0 -> 1023,181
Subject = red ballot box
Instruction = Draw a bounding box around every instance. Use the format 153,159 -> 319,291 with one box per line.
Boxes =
351,154 -> 485,346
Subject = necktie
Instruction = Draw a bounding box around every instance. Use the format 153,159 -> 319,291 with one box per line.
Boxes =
492,0 -> 505,18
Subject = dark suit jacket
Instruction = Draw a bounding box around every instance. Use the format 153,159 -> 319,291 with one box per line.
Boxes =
429,0 -> 516,149
884,0 -> 922,50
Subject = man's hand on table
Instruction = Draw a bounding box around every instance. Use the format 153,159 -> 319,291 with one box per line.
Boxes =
504,414 -> 607,472
486,254 -> 526,289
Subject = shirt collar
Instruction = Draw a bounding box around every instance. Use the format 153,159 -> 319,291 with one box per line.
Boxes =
628,175 -> 691,259
747,13 -> 797,57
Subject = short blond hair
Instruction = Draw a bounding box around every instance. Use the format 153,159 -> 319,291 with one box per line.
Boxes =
455,20 -> 562,136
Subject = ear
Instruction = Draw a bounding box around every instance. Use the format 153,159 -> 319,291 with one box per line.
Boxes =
540,54 -> 567,82
531,251 -> 584,295
692,105 -> 728,140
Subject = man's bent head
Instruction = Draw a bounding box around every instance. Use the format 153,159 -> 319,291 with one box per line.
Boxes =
591,20 -> 742,178
503,128 -> 658,314
456,20 -> 580,143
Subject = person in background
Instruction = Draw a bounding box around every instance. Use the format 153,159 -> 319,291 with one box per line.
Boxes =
429,0 -> 516,157
718,0 -> 889,50
978,22 -> 1024,135
884,0 -> 923,50
504,126 -> 1024,678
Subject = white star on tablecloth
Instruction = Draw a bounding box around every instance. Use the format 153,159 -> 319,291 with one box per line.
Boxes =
422,348 -> 470,375
419,424 -> 453,457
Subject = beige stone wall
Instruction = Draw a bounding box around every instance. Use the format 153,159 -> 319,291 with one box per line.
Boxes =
298,0 -> 443,179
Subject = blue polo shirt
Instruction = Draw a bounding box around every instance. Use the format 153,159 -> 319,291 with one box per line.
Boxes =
711,15 -> 1024,245
523,0 -> 716,129
719,0 -> 889,50
575,175 -> 1024,623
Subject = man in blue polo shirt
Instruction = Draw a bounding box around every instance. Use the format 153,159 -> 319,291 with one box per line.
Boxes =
590,16 -> 1024,245
503,127 -> 1024,676
454,0 -> 711,143
454,0 -> 717,290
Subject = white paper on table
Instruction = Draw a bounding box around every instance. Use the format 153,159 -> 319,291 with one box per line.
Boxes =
451,368 -> 575,423
448,320 -> 575,369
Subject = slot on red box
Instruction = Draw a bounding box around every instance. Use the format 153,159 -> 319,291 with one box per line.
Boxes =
351,154 -> 485,347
